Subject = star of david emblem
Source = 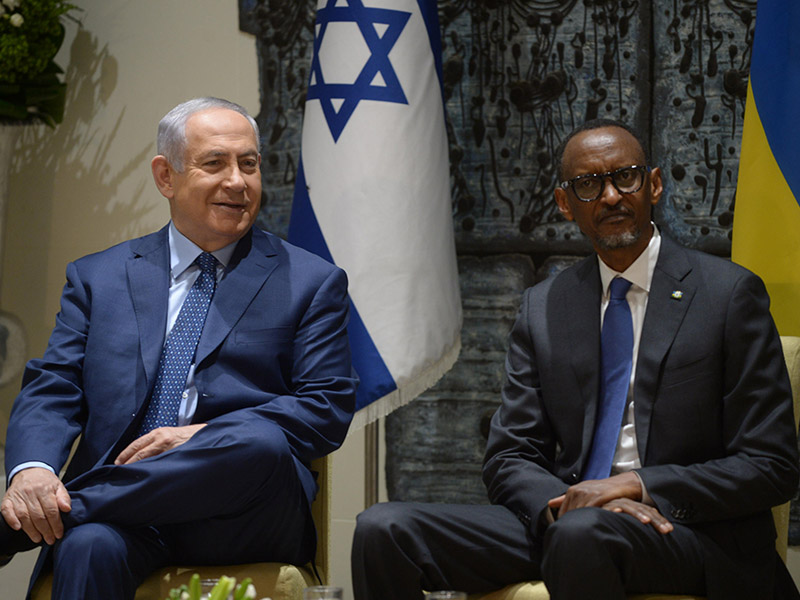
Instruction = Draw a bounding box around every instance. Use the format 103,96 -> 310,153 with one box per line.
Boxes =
307,0 -> 411,142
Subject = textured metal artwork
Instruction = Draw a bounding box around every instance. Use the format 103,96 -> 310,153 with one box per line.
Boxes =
238,0 -> 792,525
239,0 -> 315,238
651,0 -> 756,254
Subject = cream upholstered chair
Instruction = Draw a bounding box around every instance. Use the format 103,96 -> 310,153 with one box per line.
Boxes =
30,455 -> 331,600
469,336 -> 800,600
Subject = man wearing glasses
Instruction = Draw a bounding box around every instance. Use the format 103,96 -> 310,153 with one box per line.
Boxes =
352,119 -> 799,600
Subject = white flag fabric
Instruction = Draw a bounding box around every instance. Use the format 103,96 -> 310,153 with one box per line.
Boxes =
289,0 -> 461,429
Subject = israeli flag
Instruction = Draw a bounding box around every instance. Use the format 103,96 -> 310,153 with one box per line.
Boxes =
289,0 -> 462,428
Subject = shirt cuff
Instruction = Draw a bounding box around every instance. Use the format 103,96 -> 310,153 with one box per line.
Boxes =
632,470 -> 653,505
7,461 -> 56,486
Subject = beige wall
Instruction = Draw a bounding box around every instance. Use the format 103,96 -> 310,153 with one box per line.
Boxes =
0,2 -> 372,598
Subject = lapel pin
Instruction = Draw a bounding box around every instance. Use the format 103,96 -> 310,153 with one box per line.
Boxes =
671,290 -> 683,300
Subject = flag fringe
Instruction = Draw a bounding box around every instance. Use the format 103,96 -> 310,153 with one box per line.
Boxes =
349,334 -> 462,431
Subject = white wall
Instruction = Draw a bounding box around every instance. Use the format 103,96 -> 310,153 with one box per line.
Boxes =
0,2 -> 371,598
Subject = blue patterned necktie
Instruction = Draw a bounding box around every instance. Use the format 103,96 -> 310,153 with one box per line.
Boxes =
138,252 -> 219,435
583,277 -> 634,480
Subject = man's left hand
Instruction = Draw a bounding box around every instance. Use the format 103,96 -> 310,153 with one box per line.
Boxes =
602,497 -> 673,534
114,424 -> 206,465
548,471 -> 642,519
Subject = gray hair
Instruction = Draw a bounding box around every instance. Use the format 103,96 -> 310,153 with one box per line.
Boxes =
157,97 -> 260,171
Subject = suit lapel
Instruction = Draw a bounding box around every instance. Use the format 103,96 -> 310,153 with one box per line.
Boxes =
127,227 -> 170,397
634,236 -> 696,463
561,257 -> 603,462
195,229 -> 279,366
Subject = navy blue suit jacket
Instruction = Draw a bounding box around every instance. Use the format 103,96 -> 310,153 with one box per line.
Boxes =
5,225 -> 357,510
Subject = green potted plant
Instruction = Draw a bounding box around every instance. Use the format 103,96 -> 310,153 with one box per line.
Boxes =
0,0 -> 79,127
165,573 -> 271,600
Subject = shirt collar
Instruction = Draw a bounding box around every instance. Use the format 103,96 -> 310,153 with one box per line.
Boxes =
598,224 -> 661,296
168,222 -> 238,279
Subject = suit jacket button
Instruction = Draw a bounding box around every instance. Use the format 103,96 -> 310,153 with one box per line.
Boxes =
571,473 -> 578,481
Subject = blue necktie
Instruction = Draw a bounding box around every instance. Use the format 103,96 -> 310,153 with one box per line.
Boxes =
139,252 -> 219,435
583,277 -> 634,480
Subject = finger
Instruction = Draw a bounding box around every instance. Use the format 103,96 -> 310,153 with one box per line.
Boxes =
647,512 -> 674,534
558,486 -> 594,516
114,440 -> 139,465
18,503 -> 45,545
623,502 -> 673,534
114,437 -> 144,465
56,484 -> 72,514
604,499 -> 674,535
549,495 -> 573,519
26,496 -> 60,545
5,496 -> 41,542
41,495 -> 65,542
616,502 -> 652,524
119,448 -> 147,465
0,498 -> 23,531
121,439 -> 163,465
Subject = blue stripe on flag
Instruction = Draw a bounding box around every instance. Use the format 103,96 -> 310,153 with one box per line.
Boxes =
749,1 -> 800,206
417,0 -> 445,97
289,159 -> 398,411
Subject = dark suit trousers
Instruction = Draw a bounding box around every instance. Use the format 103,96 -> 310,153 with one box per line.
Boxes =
43,417 -> 314,600
351,502 -> 706,600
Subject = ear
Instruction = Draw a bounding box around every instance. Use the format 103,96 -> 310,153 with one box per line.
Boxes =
554,187 -> 574,221
151,155 -> 175,199
649,166 -> 663,207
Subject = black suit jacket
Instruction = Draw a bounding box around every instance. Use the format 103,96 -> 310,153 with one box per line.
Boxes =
483,235 -> 799,599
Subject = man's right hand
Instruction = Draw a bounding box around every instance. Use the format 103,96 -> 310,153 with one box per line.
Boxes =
1,467 -> 71,545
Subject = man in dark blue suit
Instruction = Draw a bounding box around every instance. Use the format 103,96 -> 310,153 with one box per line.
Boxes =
1,97 -> 357,599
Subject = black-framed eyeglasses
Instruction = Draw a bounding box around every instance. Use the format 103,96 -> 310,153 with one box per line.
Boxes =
559,165 -> 651,202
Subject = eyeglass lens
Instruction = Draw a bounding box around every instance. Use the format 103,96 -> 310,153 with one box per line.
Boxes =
573,167 -> 644,201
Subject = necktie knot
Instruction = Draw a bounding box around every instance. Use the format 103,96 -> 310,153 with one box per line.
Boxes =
196,252 -> 218,276
609,277 -> 632,300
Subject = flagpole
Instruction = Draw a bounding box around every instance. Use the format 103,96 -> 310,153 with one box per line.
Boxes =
364,420 -> 379,507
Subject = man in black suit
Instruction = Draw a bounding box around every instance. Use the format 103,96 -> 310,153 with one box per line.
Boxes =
351,119 -> 799,600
